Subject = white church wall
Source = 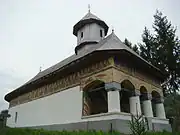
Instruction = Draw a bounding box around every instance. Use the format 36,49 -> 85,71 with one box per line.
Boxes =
6,86 -> 82,127
82,112 -> 131,122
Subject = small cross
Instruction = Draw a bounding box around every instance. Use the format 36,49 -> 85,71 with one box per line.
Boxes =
112,26 -> 114,33
39,66 -> 42,72
88,4 -> 91,13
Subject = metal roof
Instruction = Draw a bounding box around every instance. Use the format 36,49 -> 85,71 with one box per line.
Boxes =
24,33 -> 118,86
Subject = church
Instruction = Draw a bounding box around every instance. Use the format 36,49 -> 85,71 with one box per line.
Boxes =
5,10 -> 171,133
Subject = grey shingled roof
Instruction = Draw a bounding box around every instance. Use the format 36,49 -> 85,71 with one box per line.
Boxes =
24,33 -> 115,85
97,33 -> 162,72
81,12 -> 101,21
22,32 -> 161,86
5,32 -> 162,101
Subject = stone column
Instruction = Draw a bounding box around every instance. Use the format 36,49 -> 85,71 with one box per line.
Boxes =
142,94 -> 153,117
142,100 -> 153,117
105,82 -> 121,113
130,90 -> 141,115
156,97 -> 166,119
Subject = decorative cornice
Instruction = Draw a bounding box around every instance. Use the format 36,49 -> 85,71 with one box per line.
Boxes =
9,56 -> 164,108
114,63 -> 161,89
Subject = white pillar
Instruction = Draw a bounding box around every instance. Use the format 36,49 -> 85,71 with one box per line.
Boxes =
108,90 -> 121,112
130,96 -> 141,115
105,82 -> 121,113
142,100 -> 153,117
156,103 -> 166,119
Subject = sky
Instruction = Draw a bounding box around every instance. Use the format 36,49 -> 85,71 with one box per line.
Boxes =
0,0 -> 180,111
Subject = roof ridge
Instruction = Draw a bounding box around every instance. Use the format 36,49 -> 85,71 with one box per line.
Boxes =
97,32 -> 138,54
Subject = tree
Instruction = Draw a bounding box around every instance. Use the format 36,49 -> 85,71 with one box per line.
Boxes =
153,11 -> 180,93
139,10 -> 180,94
164,93 -> 180,132
124,38 -> 132,48
0,110 -> 10,128
139,27 -> 158,67
124,38 -> 140,54
132,44 -> 140,54
129,114 -> 147,135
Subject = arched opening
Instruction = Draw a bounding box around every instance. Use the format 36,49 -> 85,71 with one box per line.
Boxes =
140,86 -> 148,115
82,80 -> 108,116
120,80 -> 135,113
151,91 -> 161,117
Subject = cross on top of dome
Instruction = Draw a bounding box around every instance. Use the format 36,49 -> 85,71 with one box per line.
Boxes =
73,10 -> 109,36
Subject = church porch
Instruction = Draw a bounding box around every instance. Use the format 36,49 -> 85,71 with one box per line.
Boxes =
81,79 -> 171,133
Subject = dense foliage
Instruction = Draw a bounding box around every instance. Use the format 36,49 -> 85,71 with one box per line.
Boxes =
164,93 -> 180,132
0,110 -> 10,128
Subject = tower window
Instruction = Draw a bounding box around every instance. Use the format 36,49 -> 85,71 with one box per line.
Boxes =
100,30 -> 103,37
81,32 -> 83,38
15,112 -> 18,123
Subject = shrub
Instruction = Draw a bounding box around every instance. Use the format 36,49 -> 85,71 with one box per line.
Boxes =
129,114 -> 148,135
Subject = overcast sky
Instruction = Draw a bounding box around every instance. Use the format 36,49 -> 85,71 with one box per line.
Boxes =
0,0 -> 180,110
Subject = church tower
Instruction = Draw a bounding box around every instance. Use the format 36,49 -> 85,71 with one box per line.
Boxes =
73,10 -> 109,54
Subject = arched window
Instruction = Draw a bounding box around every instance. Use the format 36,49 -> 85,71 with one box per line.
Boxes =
81,32 -> 83,38
82,80 -> 108,116
120,80 -> 135,113
15,112 -> 18,123
100,29 -> 103,37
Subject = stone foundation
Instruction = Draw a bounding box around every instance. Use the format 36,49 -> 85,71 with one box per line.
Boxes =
26,118 -> 171,134
27,119 -> 131,134
146,117 -> 172,132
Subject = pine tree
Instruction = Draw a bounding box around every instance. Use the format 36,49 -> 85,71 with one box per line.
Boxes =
132,44 -> 140,54
153,11 -> 180,93
124,38 -> 132,48
140,10 -> 180,93
124,38 -> 139,54
139,27 -> 158,68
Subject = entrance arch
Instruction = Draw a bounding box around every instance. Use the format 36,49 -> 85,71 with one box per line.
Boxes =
120,80 -> 135,113
140,86 -> 148,115
82,80 -> 108,116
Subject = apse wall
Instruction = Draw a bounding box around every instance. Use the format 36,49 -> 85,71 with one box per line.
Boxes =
6,86 -> 82,127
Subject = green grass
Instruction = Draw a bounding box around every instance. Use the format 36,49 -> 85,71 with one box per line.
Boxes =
0,128 -> 122,135
0,127 -> 178,135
